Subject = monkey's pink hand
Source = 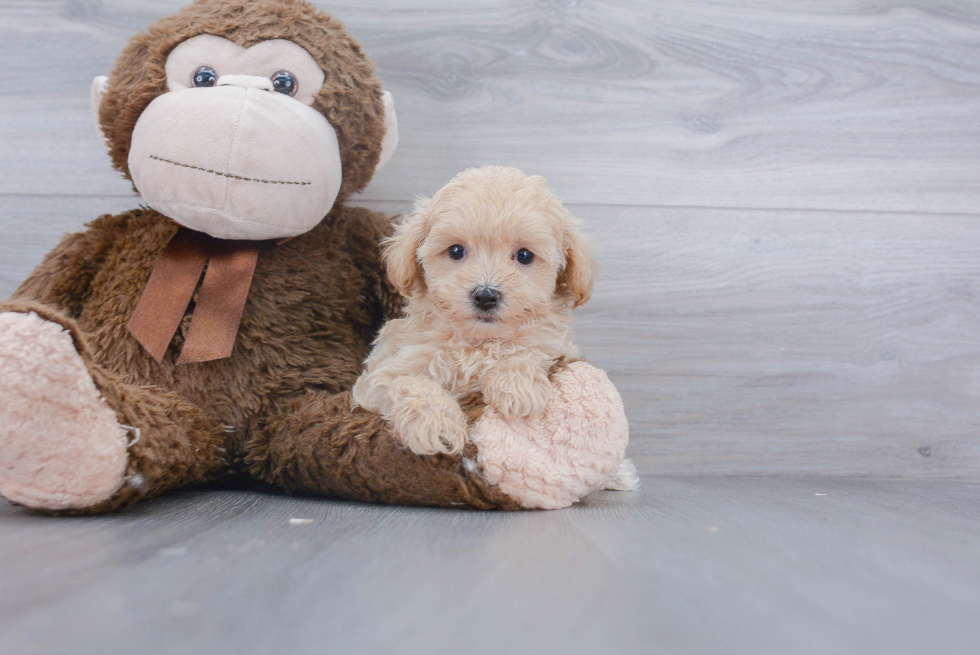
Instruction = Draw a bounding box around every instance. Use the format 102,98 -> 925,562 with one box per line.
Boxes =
0,312 -> 128,510
470,362 -> 630,509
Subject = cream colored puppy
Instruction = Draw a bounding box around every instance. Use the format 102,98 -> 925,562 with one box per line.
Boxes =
352,166 -> 597,456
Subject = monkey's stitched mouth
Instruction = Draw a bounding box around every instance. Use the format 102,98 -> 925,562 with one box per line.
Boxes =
149,155 -> 311,186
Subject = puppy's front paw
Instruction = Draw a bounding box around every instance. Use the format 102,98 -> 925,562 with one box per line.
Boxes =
393,401 -> 468,456
483,360 -> 552,421
389,379 -> 468,456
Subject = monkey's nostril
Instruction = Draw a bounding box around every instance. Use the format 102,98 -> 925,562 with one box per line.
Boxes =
471,287 -> 501,311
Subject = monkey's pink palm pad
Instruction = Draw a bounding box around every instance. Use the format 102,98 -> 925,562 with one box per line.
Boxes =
0,312 -> 128,510
471,361 -> 630,510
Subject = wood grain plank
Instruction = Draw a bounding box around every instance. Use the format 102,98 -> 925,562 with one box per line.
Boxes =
1,481 -> 979,654
1,1 -> 979,211
571,204 -> 980,478
3,196 -> 980,478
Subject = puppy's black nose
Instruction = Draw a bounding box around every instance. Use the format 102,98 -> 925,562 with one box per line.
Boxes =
472,287 -> 501,311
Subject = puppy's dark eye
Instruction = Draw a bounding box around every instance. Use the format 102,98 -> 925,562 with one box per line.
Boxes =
271,70 -> 297,96
515,248 -> 535,265
448,245 -> 466,260
193,66 -> 217,88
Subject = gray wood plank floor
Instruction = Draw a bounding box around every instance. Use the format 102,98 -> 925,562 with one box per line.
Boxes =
2,478 -> 979,655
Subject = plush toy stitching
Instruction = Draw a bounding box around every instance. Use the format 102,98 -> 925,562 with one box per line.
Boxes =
149,155 -> 311,186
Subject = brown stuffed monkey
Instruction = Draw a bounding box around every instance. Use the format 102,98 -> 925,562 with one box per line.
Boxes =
0,0 -> 632,514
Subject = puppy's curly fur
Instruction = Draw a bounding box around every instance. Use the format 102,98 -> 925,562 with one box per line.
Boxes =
352,166 -> 597,455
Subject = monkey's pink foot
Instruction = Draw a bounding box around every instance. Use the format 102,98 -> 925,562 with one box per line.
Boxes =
470,361 -> 631,510
0,312 -> 128,510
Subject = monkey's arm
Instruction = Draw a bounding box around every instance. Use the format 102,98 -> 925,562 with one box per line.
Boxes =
246,388 -> 520,510
246,360 -> 630,511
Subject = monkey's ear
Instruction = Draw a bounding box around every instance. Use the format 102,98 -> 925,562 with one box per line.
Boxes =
383,200 -> 428,297
558,227 -> 598,308
90,76 -> 111,155
376,91 -> 399,172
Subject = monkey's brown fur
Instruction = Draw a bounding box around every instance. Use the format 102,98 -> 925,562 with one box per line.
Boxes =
0,0 -> 522,513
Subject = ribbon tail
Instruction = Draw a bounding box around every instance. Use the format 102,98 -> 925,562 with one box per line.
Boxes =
128,228 -> 212,362
177,242 -> 260,365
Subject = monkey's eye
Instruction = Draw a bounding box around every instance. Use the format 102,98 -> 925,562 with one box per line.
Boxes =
448,245 -> 466,261
515,249 -> 535,265
271,70 -> 298,96
193,66 -> 217,88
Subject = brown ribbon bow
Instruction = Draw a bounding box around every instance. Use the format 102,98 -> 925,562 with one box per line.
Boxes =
128,228 -> 261,365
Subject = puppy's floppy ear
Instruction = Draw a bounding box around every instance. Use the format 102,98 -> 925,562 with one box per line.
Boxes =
557,224 -> 598,308
383,198 -> 430,297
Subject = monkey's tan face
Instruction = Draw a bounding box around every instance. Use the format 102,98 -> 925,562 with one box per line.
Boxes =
124,35 -> 340,240
93,34 -> 397,241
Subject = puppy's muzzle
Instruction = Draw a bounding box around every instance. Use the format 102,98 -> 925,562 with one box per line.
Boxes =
471,286 -> 502,312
